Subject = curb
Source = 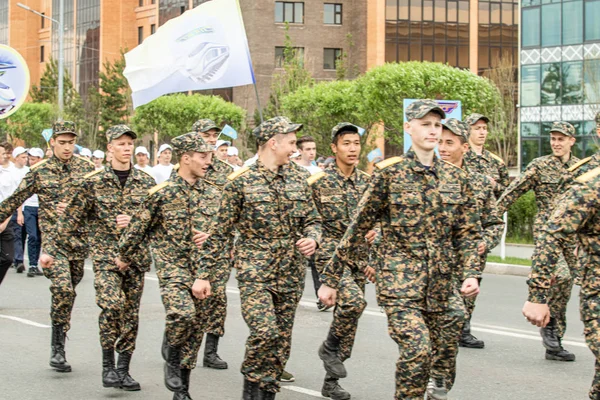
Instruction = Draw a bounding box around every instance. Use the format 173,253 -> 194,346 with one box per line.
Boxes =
484,262 -> 531,277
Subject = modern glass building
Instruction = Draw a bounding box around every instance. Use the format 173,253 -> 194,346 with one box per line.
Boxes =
520,0 -> 600,169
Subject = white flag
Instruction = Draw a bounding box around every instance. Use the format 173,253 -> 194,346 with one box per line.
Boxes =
124,0 -> 255,108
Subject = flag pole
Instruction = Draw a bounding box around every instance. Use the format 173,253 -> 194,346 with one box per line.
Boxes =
253,82 -> 264,123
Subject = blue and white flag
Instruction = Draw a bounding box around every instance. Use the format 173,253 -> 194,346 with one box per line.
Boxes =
367,148 -> 383,163
41,128 -> 52,142
124,0 -> 256,108
221,124 -> 238,139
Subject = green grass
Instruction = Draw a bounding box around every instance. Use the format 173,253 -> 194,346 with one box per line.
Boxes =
505,236 -> 534,245
487,254 -> 532,266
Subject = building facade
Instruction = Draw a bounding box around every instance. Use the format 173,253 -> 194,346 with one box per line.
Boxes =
520,0 -> 600,169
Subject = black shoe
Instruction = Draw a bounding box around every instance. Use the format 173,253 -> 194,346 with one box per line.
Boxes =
317,300 -> 333,312
102,349 -> 121,388
16,263 -> 25,273
459,320 -> 485,349
34,266 -> 43,276
242,379 -> 260,400
116,352 -> 141,391
540,317 -> 561,351
173,368 -> 193,400
50,324 -> 71,372
203,333 -> 228,369
27,267 -> 37,277
164,343 -> 183,392
322,375 -> 351,400
258,389 -> 276,400
545,347 -> 576,362
318,332 -> 347,379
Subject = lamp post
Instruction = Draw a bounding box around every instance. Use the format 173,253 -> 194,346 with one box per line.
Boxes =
17,1 -> 64,119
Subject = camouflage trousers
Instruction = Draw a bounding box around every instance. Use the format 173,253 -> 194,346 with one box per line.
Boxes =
584,319 -> 600,399
42,258 -> 85,331
384,299 -> 466,400
549,257 -> 574,338
159,277 -> 208,369
330,268 -> 367,362
204,264 -> 231,337
93,265 -> 144,353
239,283 -> 303,393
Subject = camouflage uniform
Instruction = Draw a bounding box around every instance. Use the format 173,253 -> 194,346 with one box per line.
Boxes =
464,113 -> 510,198
0,121 -> 94,331
118,133 -> 217,372
497,121 -> 579,340
200,116 -> 322,394
528,166 -> 600,399
46,125 -> 155,355
321,101 -> 483,399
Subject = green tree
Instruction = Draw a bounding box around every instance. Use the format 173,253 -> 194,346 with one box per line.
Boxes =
0,102 -> 55,147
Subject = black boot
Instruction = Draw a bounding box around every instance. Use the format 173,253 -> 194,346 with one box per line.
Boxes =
162,332 -> 168,361
321,374 -> 351,400
203,333 -> 228,369
258,389 -> 276,400
242,379 -> 260,400
102,349 -> 121,388
540,317 -> 561,351
116,352 -> 141,391
459,320 -> 484,349
545,340 -> 576,362
164,344 -> 183,392
173,368 -> 193,400
50,324 -> 72,372
318,331 -> 346,378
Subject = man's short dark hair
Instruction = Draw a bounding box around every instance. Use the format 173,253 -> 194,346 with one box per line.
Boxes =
297,136 -> 316,150
0,142 -> 12,152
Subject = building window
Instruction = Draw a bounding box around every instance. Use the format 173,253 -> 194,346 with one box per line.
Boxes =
584,59 -> 600,104
275,2 -> 304,24
138,26 -> 144,45
521,65 -> 541,106
563,1 -> 583,45
180,5 -> 185,14
323,48 -> 342,69
585,0 -> 600,41
40,45 -> 44,62
275,46 -> 304,68
521,8 -> 540,47
139,0 -> 144,6
541,4 -> 561,47
324,4 -> 342,24
41,13 -> 45,29
151,24 -> 156,35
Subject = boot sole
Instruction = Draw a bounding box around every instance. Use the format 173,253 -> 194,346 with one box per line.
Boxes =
203,362 -> 228,369
103,381 -> 121,388
50,362 -> 72,373
120,384 -> 141,391
545,354 -> 576,362
322,390 -> 351,400
318,345 -> 347,379
458,342 -> 485,349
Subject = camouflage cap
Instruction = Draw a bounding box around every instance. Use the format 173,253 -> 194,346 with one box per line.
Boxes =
442,118 -> 469,142
465,113 -> 490,126
171,132 -> 213,157
550,121 -> 576,137
595,111 -> 600,127
52,120 -> 77,137
331,122 -> 359,141
405,100 -> 446,121
192,119 -> 220,133
105,124 -> 137,142
253,116 -> 303,144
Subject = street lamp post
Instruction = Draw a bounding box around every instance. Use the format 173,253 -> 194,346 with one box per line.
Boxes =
17,1 -> 64,119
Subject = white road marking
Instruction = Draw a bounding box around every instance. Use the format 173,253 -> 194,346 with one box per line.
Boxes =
0,314 -> 50,328
470,327 -> 587,348
282,386 -> 325,398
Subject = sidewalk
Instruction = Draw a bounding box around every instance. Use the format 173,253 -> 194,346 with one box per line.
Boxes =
486,242 -> 534,277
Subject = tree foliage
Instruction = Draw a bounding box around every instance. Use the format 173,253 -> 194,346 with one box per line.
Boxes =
0,102 -> 55,147
131,93 -> 246,141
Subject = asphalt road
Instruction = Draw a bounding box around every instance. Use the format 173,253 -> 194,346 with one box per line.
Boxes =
0,262 -> 593,400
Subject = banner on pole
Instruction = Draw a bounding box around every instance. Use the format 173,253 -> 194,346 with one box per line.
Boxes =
0,45 -> 30,119
41,128 -> 53,142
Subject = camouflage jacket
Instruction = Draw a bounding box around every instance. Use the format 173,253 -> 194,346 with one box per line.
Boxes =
0,155 -> 94,259
497,154 -> 579,238
562,151 -> 600,189
321,150 -> 483,311
118,173 -> 217,281
45,166 -> 155,271
309,164 -> 371,275
528,167 -> 600,321
464,149 -> 510,198
200,159 -> 322,292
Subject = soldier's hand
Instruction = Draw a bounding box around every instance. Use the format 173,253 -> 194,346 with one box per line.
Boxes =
192,229 -> 210,248
477,241 -> 487,255
460,277 -> 480,298
116,214 -> 132,229
17,211 -> 24,226
192,279 -> 212,299
522,301 -> 550,327
40,254 -> 55,269
56,202 -> 68,215
115,257 -> 130,271
296,238 -> 317,257
365,230 -> 377,245
318,284 -> 337,307
364,266 -> 376,283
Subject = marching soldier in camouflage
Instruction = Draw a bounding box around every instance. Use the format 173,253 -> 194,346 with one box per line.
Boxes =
563,112 -> 600,180
463,113 -> 510,198
318,100 -> 483,400
523,166 -> 600,400
310,122 -> 375,400
433,118 -> 504,399
497,121 -> 579,362
44,125 -> 155,390
0,120 -> 94,372
118,132 -> 217,400
200,116 -> 322,400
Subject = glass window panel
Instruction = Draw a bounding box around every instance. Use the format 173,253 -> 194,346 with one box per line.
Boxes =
541,4 -> 561,46
410,21 -> 422,39
490,47 -> 502,67
399,0 -> 409,19
386,0 -> 397,20
398,43 -> 409,62
562,61 -> 583,105
584,136 -> 600,157
446,23 -> 458,39
586,0 -> 600,41
458,45 -> 469,67
294,3 -> 303,23
323,48 -> 341,69
398,20 -> 410,40
522,0 -> 541,6
284,3 -> 294,22
584,121 -> 598,137
325,4 -> 335,23
335,4 -> 342,24
584,59 -> 600,103
424,0 -> 433,20
434,0 -> 446,22
502,3 -> 513,24
434,45 -> 446,62
447,45 -> 458,66
385,42 -> 398,62
521,65 -> 541,106
479,2 -> 490,24
410,43 -> 422,60
522,8 -> 540,47
501,25 -> 513,44
434,22 -> 446,42
422,21 -> 434,42
458,1 -> 469,22
479,46 -> 489,69
562,1 -> 582,45
491,2 -> 501,23
489,25 -> 501,44
423,45 -> 434,62
521,139 -> 541,171
411,0 -> 422,21
458,23 -> 469,42
448,1 -> 458,22
386,21 -> 398,38
522,123 -> 541,137
541,63 -> 561,105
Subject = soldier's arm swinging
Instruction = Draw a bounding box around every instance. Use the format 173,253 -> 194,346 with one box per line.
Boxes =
496,162 -> 538,214
118,195 -> 160,266
0,170 -> 38,223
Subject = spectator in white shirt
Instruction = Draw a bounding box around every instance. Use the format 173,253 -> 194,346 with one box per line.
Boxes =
8,146 -> 29,273
134,146 -> 153,175
226,146 -> 242,170
295,136 -> 322,175
151,144 -> 173,184
22,148 -> 44,277
0,143 -> 18,285
92,150 -> 105,170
